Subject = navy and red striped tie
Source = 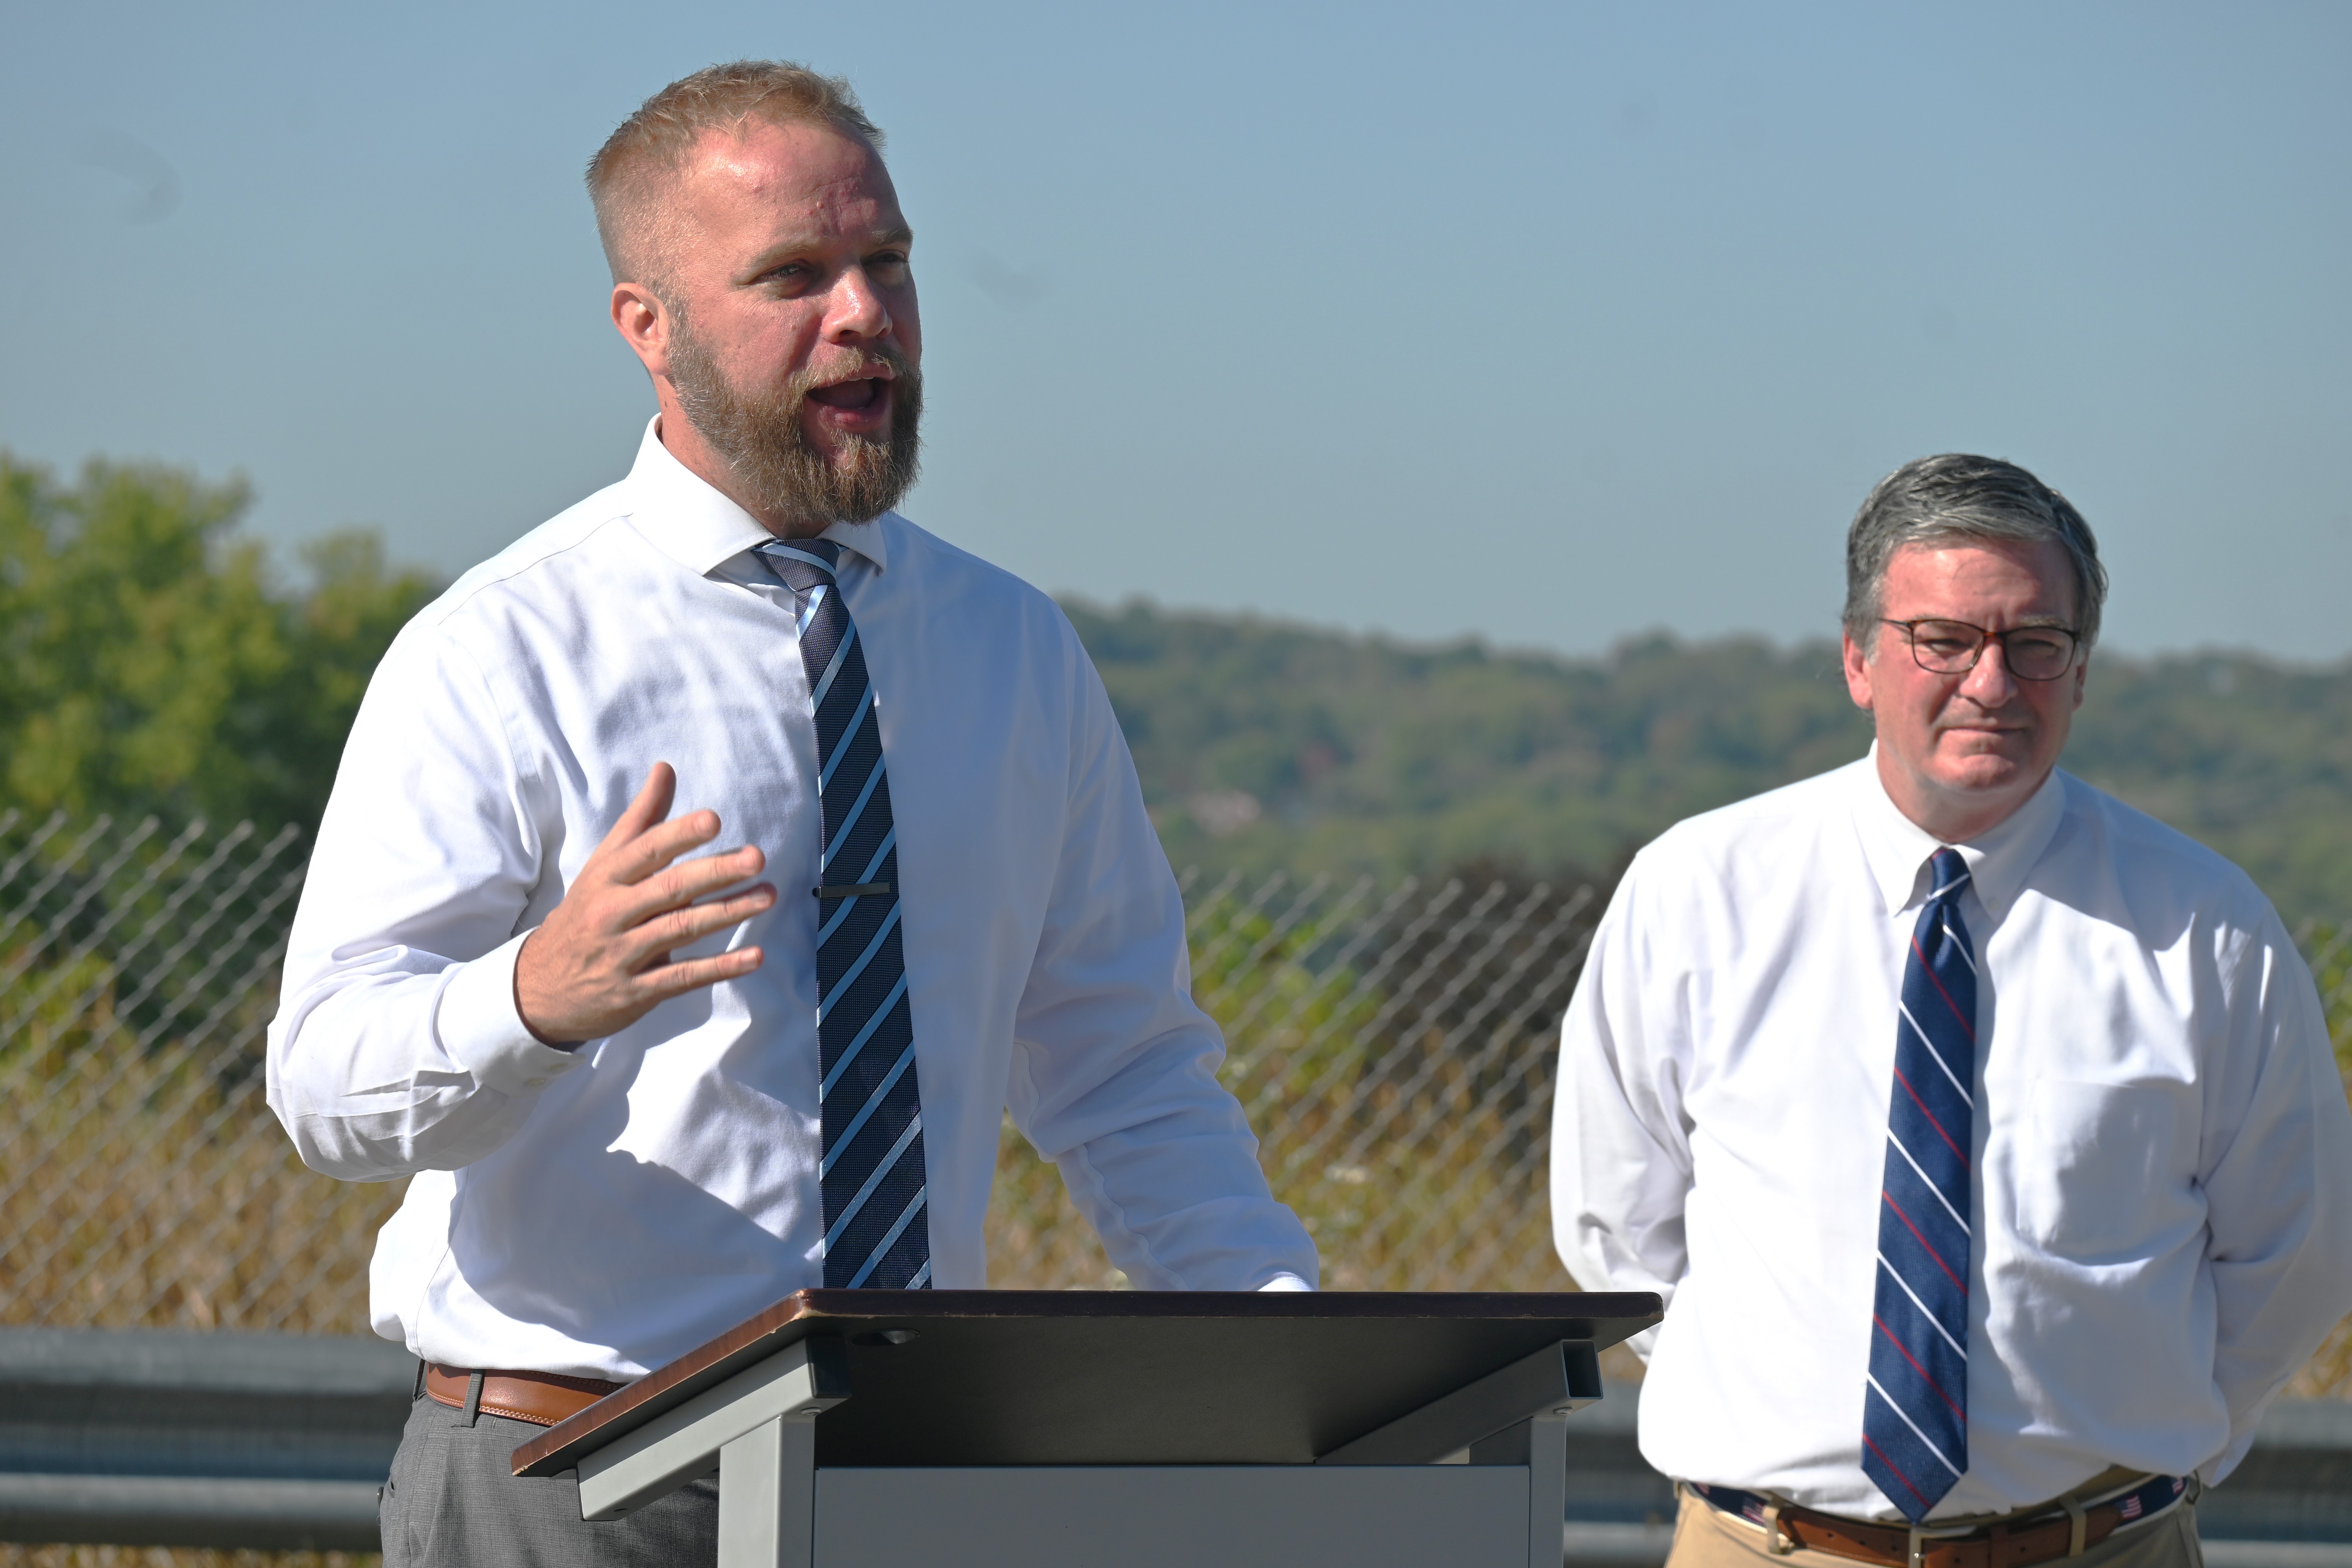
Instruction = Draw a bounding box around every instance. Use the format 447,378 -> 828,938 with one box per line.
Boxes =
1863,846 -> 1974,1519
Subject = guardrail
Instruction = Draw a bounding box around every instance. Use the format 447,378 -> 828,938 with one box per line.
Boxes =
0,1327 -> 408,1551
3,1329 -> 2346,1563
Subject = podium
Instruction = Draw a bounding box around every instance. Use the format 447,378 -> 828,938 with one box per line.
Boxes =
512,1289 -> 1662,1568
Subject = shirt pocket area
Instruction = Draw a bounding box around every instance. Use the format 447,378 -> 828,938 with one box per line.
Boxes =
2015,1078 -> 2199,1264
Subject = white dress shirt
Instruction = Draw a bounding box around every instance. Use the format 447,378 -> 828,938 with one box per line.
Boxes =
1552,753 -> 2352,1519
267,418 -> 1317,1380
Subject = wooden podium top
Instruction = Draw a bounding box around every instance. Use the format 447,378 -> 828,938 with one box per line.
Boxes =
512,1289 -> 1661,1478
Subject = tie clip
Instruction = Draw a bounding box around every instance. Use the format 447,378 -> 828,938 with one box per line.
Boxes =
813,883 -> 890,899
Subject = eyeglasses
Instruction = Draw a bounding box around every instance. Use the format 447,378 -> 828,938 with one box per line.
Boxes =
1879,618 -> 2082,681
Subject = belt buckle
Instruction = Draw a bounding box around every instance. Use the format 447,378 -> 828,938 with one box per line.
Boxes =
1907,1519 -> 1980,1568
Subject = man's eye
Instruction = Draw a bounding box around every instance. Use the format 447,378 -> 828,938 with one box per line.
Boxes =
1919,636 -> 1972,656
2011,633 -> 2066,656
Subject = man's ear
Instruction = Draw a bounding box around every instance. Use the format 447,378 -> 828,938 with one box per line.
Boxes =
1842,628 -> 1876,712
611,281 -> 672,380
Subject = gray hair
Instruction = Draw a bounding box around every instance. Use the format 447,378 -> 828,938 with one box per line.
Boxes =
1843,453 -> 2107,649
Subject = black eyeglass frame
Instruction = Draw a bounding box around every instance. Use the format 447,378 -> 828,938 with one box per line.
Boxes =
1877,618 -> 2084,682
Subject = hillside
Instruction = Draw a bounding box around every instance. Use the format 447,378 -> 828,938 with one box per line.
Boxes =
1065,599 -> 2352,926
9,450 -> 2347,924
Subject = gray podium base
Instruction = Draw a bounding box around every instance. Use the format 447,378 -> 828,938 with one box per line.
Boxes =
816,1467 -> 1530,1567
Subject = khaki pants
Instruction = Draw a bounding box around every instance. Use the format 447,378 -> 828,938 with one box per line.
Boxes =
1665,1488 -> 2202,1568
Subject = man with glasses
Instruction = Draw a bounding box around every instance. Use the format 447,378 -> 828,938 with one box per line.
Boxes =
1552,454 -> 2352,1568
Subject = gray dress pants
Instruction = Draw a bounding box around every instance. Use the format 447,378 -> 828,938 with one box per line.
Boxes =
381,1378 -> 718,1567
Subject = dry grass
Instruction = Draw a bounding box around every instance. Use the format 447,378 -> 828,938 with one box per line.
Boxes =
2287,1314 -> 2352,1400
985,1039 -> 1577,1297
0,990 -> 402,1336
986,874 -> 1584,1295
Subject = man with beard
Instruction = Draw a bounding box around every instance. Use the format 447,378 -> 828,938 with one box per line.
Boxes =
267,62 -> 1317,1566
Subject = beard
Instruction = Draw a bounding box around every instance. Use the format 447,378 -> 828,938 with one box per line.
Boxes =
664,316 -> 923,528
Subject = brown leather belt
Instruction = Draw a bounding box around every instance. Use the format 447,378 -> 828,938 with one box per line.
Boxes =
1691,1477 -> 2188,1568
1762,1503 -> 2119,1568
423,1362 -> 623,1428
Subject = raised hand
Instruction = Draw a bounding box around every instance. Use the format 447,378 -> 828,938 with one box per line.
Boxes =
512,762 -> 776,1045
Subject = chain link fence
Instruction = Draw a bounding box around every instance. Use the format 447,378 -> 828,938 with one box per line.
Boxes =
0,811 -> 1604,1336
4,804 -> 2349,1365
990,864 -> 1600,1294
0,810 -> 381,1337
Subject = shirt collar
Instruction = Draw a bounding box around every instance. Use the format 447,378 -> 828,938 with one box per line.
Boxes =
619,414 -> 890,577
1849,746 -> 2069,921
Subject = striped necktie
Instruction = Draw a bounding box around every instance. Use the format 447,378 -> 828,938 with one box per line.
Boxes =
1863,846 -> 1974,1520
757,538 -> 931,1290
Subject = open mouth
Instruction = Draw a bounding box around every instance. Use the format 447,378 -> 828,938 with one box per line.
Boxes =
807,377 -> 886,411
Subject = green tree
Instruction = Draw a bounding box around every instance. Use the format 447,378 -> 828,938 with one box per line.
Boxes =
0,453 -> 438,835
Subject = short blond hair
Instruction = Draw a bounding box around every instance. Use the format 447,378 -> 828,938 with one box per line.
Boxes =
586,60 -> 885,292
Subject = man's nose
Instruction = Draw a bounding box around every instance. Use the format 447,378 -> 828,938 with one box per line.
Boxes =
1960,640 -> 2022,704
822,266 -> 892,343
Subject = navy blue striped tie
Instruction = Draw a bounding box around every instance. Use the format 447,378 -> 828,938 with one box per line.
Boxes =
758,539 -> 931,1291
1863,847 -> 1974,1519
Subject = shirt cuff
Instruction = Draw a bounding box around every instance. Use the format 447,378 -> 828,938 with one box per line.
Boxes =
436,929 -> 585,1096
1257,1272 -> 1315,1292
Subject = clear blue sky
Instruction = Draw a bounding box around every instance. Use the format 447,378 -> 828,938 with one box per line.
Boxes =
4,1 -> 2347,660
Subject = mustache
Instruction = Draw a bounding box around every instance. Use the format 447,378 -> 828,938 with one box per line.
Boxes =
786,343 -> 917,400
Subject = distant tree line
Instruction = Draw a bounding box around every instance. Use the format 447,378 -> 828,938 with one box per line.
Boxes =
6,456 -> 2349,926
1067,602 -> 2352,928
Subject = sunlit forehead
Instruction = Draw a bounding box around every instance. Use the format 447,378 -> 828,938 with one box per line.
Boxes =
689,120 -> 893,203
1879,540 -> 2080,632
